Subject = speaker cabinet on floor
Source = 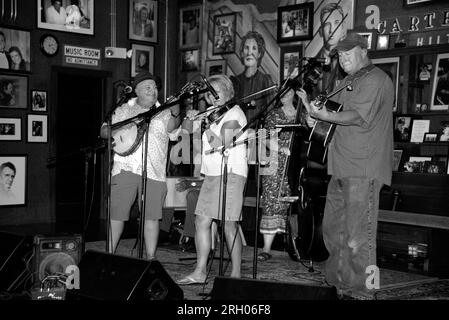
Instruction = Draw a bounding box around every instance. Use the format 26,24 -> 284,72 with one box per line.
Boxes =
211,276 -> 338,300
33,234 -> 82,285
65,250 -> 183,300
0,231 -> 33,293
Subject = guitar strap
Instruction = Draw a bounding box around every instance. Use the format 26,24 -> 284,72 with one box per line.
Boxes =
333,63 -> 376,95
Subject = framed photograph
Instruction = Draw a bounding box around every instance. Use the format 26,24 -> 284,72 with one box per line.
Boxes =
280,45 -> 303,82
357,32 -> 373,50
277,3 -> 313,43
394,116 -> 412,142
410,119 -> 430,143
376,34 -> 390,50
131,44 -> 154,78
432,155 -> 448,173
31,90 -> 47,112
431,53 -> 449,111
212,12 -> 236,55
0,155 -> 27,206
403,0 -> 434,7
205,60 -> 227,77
0,74 -> 28,109
179,5 -> 202,49
37,0 -> 94,35
181,49 -> 199,72
439,121 -> 449,142
27,114 -> 48,143
304,0 -> 354,58
0,118 -> 21,141
372,57 -> 400,112
423,132 -> 438,142
128,0 -> 158,43
404,156 -> 432,173
393,149 -> 403,171
0,27 -> 31,72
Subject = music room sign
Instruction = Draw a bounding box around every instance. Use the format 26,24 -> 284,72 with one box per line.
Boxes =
63,45 -> 101,69
355,1 -> 449,48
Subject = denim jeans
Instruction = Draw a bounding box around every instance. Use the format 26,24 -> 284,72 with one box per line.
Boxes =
322,177 -> 381,294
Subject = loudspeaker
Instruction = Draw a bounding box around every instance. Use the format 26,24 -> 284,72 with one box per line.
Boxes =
211,276 -> 338,300
65,250 -> 183,300
33,234 -> 82,284
0,231 -> 33,292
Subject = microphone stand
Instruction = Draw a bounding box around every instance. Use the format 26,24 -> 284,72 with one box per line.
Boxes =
218,151 -> 229,276
207,62 -> 314,278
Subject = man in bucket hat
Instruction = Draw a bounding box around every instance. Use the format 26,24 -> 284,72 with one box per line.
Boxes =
100,71 -> 180,260
297,31 -> 394,299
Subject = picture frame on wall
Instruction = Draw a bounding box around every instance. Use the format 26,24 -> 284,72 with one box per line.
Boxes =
394,116 -> 412,142
0,155 -> 27,206
423,132 -> 438,142
304,0 -> 354,58
371,57 -> 400,112
431,53 -> 449,111
31,90 -> 47,112
439,121 -> 449,142
403,0 -> 434,7
212,12 -> 236,55
356,32 -> 373,50
393,149 -> 403,171
0,74 -> 28,109
376,34 -> 390,50
277,3 -> 313,43
181,49 -> 199,72
0,118 -> 21,141
131,44 -> 154,78
205,60 -> 227,77
179,5 -> 202,50
27,114 -> 48,143
37,0 -> 94,35
280,45 -> 302,82
128,0 -> 158,43
0,27 -> 31,72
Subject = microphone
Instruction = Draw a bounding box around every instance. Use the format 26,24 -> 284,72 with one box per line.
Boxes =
114,80 -> 133,94
201,75 -> 219,100
123,85 -> 133,94
303,57 -> 331,65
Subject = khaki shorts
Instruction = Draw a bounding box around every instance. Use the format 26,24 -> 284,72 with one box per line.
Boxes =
110,170 -> 167,221
195,173 -> 246,221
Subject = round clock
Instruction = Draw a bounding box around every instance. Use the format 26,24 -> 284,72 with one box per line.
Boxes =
40,34 -> 59,57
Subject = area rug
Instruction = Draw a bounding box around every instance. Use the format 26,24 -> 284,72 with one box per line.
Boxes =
85,239 -> 448,300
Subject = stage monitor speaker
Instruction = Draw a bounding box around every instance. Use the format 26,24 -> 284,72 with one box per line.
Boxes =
211,276 -> 338,300
33,234 -> 83,284
65,250 -> 184,300
0,231 -> 33,293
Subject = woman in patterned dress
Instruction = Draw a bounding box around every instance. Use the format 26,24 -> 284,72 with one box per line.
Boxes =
258,88 -> 298,261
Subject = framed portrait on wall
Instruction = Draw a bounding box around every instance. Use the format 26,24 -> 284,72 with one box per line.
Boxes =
128,0 -> 158,43
131,44 -> 154,78
37,0 -> 94,35
371,57 -> 400,112
277,3 -> 313,43
205,60 -> 227,77
280,45 -> 303,82
0,155 -> 27,206
179,6 -> 202,49
181,49 -> 199,72
212,13 -> 236,55
394,116 -> 412,142
31,90 -> 47,112
0,74 -> 28,109
0,118 -> 21,141
431,53 -> 449,111
27,114 -> 48,143
0,27 -> 31,72
356,32 -> 373,50
304,0 -> 354,58
403,0 -> 434,7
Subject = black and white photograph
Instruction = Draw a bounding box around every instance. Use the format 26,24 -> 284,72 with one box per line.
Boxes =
37,0 -> 94,35
27,114 -> 48,143
131,44 -> 154,78
179,6 -> 201,49
0,117 -> 21,141
212,13 -> 236,55
372,57 -> 400,112
205,59 -> 226,77
394,116 -> 412,142
128,0 -> 158,43
431,53 -> 449,111
31,90 -> 47,112
277,3 -> 313,43
0,74 -> 28,109
280,45 -> 302,82
0,155 -> 26,206
0,27 -> 31,72
181,49 -> 199,72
